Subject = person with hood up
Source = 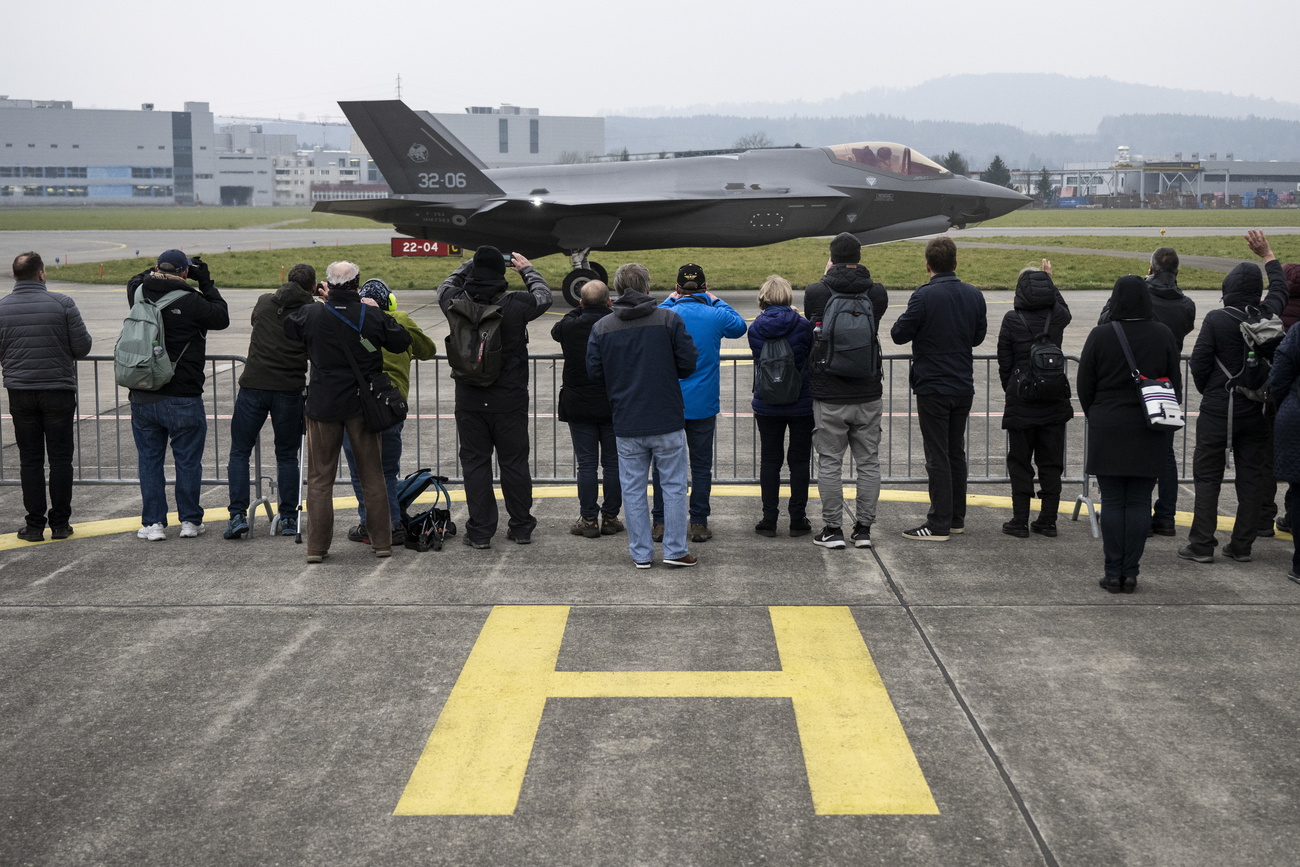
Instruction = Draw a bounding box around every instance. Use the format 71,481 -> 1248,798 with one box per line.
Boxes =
1077,275 -> 1181,593
1098,246 -> 1196,537
1179,231 -> 1290,565
1267,320 -> 1300,583
997,260 -> 1073,538
437,246 -> 552,548
223,263 -> 316,540
587,263 -> 698,568
747,275 -> 815,538
803,233 -> 889,549
1268,261 -> 1300,535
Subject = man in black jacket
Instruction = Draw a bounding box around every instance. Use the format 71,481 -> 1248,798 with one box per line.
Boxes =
890,237 -> 987,541
1098,246 -> 1196,535
552,280 -> 623,538
803,233 -> 889,550
223,264 -> 316,540
1179,230 -> 1290,564
0,252 -> 93,541
438,246 -> 552,548
284,261 -> 411,562
127,250 -> 229,541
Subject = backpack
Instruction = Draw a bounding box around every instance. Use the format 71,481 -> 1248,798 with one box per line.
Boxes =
1217,306 -> 1286,403
397,469 -> 456,552
444,294 -> 505,387
754,336 -> 802,406
114,286 -> 192,390
1012,307 -> 1070,403
812,292 -> 878,380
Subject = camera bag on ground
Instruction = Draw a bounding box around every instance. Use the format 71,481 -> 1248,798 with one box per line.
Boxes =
324,303 -> 408,433
1013,306 -> 1070,403
113,286 -> 192,390
1111,322 -> 1184,430
397,469 -> 456,552
812,293 -> 879,380
444,295 -> 505,386
754,336 -> 802,406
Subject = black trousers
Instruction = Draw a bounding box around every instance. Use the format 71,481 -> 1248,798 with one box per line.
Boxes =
456,409 -> 535,542
916,393 -> 973,533
1006,423 -> 1066,503
8,388 -> 77,529
755,413 -> 814,522
1188,411 -> 1272,554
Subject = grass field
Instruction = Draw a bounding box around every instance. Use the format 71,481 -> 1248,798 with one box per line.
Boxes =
967,234 -> 1300,261
47,238 -> 1237,292
985,208 -> 1300,228
0,207 -> 376,231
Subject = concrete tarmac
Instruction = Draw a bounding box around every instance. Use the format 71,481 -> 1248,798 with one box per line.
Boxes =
2,272 -> 1298,866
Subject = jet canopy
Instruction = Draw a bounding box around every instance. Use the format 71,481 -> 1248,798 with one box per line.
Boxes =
827,143 -> 950,177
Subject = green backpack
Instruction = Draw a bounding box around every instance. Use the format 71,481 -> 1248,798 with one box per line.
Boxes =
114,287 -> 191,390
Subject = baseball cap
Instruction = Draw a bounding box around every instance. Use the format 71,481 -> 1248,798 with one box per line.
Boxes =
156,249 -> 191,275
676,263 -> 706,290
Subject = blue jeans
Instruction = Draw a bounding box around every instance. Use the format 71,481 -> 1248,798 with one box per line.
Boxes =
1097,475 -> 1156,580
1151,429 -> 1179,524
570,421 -> 621,519
619,430 -> 689,562
343,421 -> 403,528
226,387 -> 304,516
651,416 -> 715,526
131,395 -> 207,526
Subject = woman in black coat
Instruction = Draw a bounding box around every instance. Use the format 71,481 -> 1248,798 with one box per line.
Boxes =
1268,323 -> 1300,583
997,262 -> 1074,537
1077,275 -> 1182,593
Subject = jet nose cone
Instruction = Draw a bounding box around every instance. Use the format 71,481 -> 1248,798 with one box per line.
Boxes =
982,184 -> 1032,220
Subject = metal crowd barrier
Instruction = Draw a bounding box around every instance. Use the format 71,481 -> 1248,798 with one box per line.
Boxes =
1,352 -> 1216,539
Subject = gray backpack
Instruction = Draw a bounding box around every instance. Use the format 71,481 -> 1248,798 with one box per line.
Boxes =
813,293 -> 879,379
114,287 -> 191,390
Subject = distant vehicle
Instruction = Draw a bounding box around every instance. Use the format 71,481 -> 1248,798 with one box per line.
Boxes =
315,100 -> 1031,305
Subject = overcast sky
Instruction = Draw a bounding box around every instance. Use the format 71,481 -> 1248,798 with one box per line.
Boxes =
7,0 -> 1297,124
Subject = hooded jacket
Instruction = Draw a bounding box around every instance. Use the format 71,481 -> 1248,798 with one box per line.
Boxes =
890,271 -> 987,396
1280,263 -> 1300,331
658,292 -> 746,419
0,280 -> 93,391
437,261 -> 552,413
239,281 -> 314,392
1188,259 -> 1290,418
1097,270 -> 1196,352
1078,278 -> 1181,477
1269,324 -> 1300,483
552,305 -> 614,424
997,270 -> 1074,430
747,305 -> 814,416
803,263 -> 889,403
125,270 -> 230,402
384,310 -> 437,402
587,287 -> 697,438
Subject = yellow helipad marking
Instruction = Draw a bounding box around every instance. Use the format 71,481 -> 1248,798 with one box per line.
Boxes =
394,605 -> 937,816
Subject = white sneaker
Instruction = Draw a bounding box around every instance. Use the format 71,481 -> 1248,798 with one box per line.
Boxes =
137,523 -> 166,541
179,522 -> 206,538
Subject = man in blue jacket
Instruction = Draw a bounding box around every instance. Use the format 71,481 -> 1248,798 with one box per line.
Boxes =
588,263 -> 698,568
890,237 -> 987,541
651,264 -> 747,542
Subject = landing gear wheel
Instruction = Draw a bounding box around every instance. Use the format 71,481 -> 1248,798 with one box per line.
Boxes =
589,262 -> 608,283
561,268 -> 600,307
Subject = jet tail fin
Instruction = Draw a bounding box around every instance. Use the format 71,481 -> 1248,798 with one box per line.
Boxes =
340,100 -> 503,197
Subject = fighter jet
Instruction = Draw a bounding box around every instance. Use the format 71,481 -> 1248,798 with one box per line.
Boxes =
315,100 -> 1030,305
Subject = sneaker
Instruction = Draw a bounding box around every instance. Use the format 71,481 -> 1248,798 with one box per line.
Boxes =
1221,543 -> 1252,563
652,524 -> 664,543
755,518 -> 778,538
664,553 -> 698,567
634,560 -> 652,570
689,523 -> 712,543
374,546 -> 393,558
813,526 -> 846,549
1288,569 -> 1300,585
462,535 -> 491,550
571,516 -> 600,538
137,523 -> 166,541
902,524 -> 949,542
789,516 -> 812,537
306,551 -> 328,564
347,524 -> 370,545
223,512 -> 250,540
600,513 -> 625,536
16,525 -> 44,542
1002,519 -> 1029,538
851,523 -> 873,549
1030,519 -> 1058,538
390,525 -> 407,545
278,513 -> 298,536
50,525 -> 74,540
507,526 -> 533,545
1177,545 -> 1213,563
179,522 -> 206,538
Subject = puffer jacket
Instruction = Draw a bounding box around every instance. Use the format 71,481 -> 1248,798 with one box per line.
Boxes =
125,270 -> 230,401
1269,324 -> 1300,483
1189,259 -> 1290,418
239,281 -> 314,391
0,281 -> 93,390
1098,271 -> 1196,352
747,305 -> 814,416
997,270 -> 1074,430
552,305 -> 614,424
803,263 -> 889,403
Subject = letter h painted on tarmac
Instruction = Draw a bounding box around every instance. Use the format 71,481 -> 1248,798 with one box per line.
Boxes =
395,605 -> 937,816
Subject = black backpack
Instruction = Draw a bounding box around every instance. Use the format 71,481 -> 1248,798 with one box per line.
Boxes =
1012,307 -> 1070,403
397,469 -> 456,552
812,293 -> 878,380
444,293 -> 505,386
754,336 -> 802,406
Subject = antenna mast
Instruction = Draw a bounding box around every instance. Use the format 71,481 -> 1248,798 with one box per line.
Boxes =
396,74 -> 402,100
